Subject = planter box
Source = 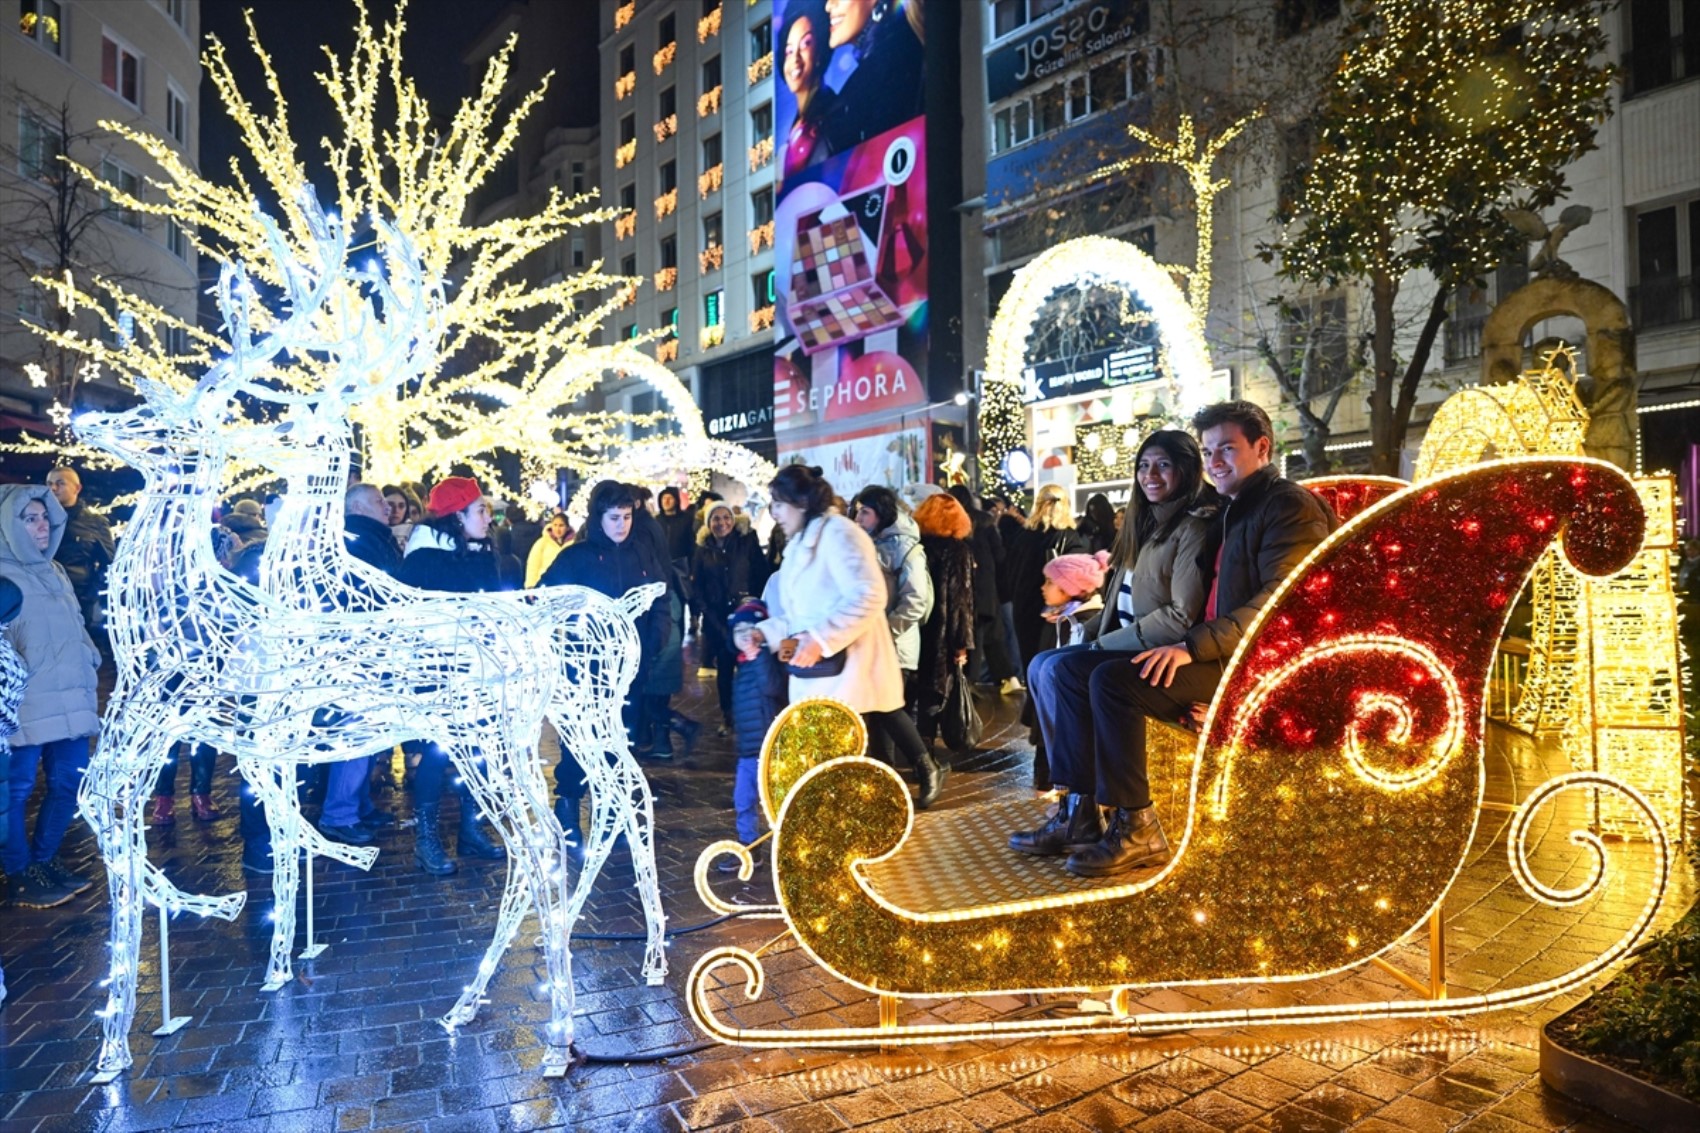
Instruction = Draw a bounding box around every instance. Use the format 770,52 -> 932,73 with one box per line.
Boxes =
1541,1019 -> 1700,1132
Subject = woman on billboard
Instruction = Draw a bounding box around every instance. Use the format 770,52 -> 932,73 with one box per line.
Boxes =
781,0 -> 837,186
821,0 -> 925,157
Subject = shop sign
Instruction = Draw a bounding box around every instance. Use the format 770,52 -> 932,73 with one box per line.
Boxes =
1020,342 -> 1159,404
986,0 -> 1148,104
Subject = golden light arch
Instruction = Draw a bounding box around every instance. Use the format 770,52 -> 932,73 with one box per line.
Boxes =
985,235 -> 1214,415
566,436 -> 778,526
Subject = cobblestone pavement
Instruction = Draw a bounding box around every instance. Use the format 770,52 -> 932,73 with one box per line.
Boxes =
1,643 -> 1690,1132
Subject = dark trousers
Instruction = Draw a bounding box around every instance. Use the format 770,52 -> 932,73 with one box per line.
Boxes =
1048,652 -> 1225,811
862,708 -> 930,774
968,609 -> 1018,684
555,670 -> 646,804
701,616 -> 736,721
153,742 -> 216,797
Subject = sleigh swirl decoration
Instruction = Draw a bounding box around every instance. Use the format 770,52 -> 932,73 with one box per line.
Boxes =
689,458 -> 1674,1045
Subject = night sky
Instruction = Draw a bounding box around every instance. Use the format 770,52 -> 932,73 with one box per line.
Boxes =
197,0 -> 586,197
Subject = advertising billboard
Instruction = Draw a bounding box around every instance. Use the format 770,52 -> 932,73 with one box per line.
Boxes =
771,0 -> 932,490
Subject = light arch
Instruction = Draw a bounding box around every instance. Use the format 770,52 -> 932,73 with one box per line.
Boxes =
985,235 -> 1213,416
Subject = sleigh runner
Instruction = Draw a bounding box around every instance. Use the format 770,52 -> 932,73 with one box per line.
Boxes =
688,457 -> 1683,1047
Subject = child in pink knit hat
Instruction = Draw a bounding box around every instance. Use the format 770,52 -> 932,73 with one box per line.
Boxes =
1041,550 -> 1111,647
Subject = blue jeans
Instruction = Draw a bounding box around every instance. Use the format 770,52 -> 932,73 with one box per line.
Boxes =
320,754 -> 374,827
1025,645 -> 1096,755
4,736 -> 91,873
734,757 -> 762,843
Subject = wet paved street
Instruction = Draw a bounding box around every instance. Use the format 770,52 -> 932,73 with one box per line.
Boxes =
1,645 -> 1689,1132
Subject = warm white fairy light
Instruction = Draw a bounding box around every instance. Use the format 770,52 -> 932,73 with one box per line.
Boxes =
567,436 -> 777,524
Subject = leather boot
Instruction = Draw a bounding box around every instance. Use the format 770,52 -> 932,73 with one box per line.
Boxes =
189,793 -> 222,821
914,749 -> 947,810
456,787 -> 506,861
150,795 -> 175,826
554,798 -> 585,862
1065,805 -> 1169,877
1008,793 -> 1102,856
413,805 -> 456,876
669,710 -> 701,755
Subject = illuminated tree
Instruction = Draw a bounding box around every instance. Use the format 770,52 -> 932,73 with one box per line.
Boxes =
1260,0 -> 1616,476
12,0 -> 650,491
977,374 -> 1027,499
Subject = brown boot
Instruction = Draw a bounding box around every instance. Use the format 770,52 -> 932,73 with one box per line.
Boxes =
1008,793 -> 1102,856
190,793 -> 222,821
1065,806 -> 1169,877
150,795 -> 175,826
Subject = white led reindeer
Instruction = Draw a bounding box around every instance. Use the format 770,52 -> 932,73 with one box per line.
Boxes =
76,197 -> 664,1080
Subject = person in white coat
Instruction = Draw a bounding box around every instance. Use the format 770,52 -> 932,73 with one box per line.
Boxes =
742,465 -> 946,808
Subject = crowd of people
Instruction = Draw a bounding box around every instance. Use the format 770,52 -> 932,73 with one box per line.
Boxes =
21,396 -> 1695,1007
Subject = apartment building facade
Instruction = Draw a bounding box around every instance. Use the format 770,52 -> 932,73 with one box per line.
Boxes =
599,0 -> 780,460
1,0 -> 201,425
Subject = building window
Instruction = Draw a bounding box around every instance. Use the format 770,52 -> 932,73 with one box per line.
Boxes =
749,20 -> 773,83
753,268 -> 775,307
1446,257 -> 1528,362
660,159 -> 678,194
702,132 -> 723,171
620,42 -> 636,76
752,186 -> 774,226
1625,0 -> 1700,96
1277,118 -> 1317,218
660,12 -> 676,47
158,0 -> 187,28
19,111 -> 64,182
570,161 -> 586,195
659,85 -> 677,119
620,114 -> 637,145
166,84 -> 188,146
699,55 -> 724,116
704,289 -> 723,327
620,183 -> 637,211
990,0 -> 1071,41
20,0 -> 63,55
665,306 -> 680,337
571,234 -> 586,268
661,235 -> 678,270
704,211 -> 723,250
167,217 -> 189,259
622,322 -> 638,340
621,253 -> 638,277
990,57 -> 1143,156
1276,0 -> 1343,40
1631,197 -> 1700,328
102,32 -> 143,107
164,324 -> 189,355
101,158 -> 144,228
752,102 -> 773,140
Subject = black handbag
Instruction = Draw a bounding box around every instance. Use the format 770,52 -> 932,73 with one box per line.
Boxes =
940,660 -> 984,753
786,649 -> 848,679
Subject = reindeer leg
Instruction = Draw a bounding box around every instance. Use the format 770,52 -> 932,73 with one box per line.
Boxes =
79,728 -> 166,1081
612,752 -> 668,984
239,757 -> 300,991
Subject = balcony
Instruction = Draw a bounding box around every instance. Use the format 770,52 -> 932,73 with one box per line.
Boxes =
701,323 -> 725,349
748,53 -> 772,84
655,266 -> 678,291
615,139 -> 637,169
654,114 -> 679,142
654,42 -> 677,75
658,339 -> 679,363
698,163 -> 724,198
654,189 -> 678,220
699,244 -> 724,273
1444,314 -> 1486,364
749,220 -> 775,254
698,8 -> 721,42
750,304 -> 775,333
614,211 -> 637,240
614,1 -> 633,30
1630,276 -> 1699,329
748,136 -> 773,171
698,85 -> 723,117
615,72 -> 635,100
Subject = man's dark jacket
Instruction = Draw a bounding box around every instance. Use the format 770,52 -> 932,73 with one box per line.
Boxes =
1184,466 -> 1337,664
55,500 -> 115,606
539,527 -> 670,660
343,513 -> 404,576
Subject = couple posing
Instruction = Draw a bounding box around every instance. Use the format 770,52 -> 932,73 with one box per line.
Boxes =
1013,400 -> 1337,878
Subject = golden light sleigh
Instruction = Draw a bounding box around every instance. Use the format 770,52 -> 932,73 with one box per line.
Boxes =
688,457 -> 1681,1047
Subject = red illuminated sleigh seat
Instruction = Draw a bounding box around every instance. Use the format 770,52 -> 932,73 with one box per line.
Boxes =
688,459 -> 1675,1048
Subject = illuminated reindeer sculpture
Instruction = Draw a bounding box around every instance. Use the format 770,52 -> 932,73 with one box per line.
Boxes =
76,200 -> 662,1080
